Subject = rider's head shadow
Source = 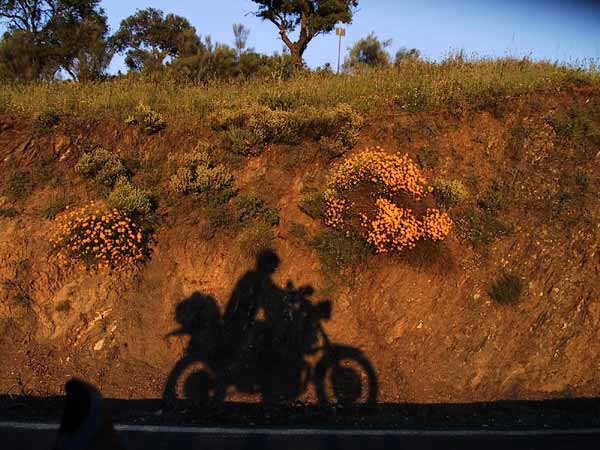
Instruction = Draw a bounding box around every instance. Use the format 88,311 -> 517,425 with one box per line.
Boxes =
256,249 -> 280,275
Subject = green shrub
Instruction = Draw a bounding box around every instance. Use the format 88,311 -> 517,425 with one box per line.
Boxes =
213,103 -> 362,155
290,222 -> 307,240
42,196 -> 71,219
259,91 -> 303,110
75,148 -> 127,186
303,103 -> 363,154
0,207 -> 19,218
234,195 -> 280,226
262,207 -> 280,226
416,147 -> 440,169
220,126 -> 257,156
36,108 -> 62,128
169,149 -> 235,205
455,207 -> 514,249
108,177 -> 152,215
4,168 -> 32,200
433,178 -> 469,207
488,272 -> 524,304
326,103 -> 363,150
125,103 -> 167,134
239,222 -> 274,257
310,229 -> 368,274
298,192 -> 327,219
319,136 -> 347,158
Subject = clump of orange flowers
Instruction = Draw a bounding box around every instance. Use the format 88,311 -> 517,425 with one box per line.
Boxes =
328,147 -> 428,199
50,202 -> 146,271
362,198 -> 422,253
422,208 -> 453,241
325,148 -> 452,253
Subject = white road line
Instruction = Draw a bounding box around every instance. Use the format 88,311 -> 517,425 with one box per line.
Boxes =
1,422 -> 600,437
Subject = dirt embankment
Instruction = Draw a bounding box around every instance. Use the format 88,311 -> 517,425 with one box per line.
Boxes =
0,86 -> 599,406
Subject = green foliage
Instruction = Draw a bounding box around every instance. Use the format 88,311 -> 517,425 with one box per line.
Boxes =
290,222 -> 308,241
0,1 -> 111,81
36,108 -> 62,128
416,147 -> 440,169
344,32 -> 392,71
239,221 -> 274,257
310,229 -> 368,274
477,181 -> 509,214
220,126 -> 257,156
298,192 -> 327,219
111,7 -> 199,73
259,91 -> 303,110
0,207 -> 19,218
251,0 -> 358,64
75,148 -> 127,186
488,272 -> 524,304
455,206 -> 514,249
125,103 -> 167,134
548,103 -> 600,150
313,103 -> 363,154
4,168 -> 32,200
108,177 -> 152,215
214,102 -> 362,156
433,179 -> 469,208
234,195 -> 280,226
395,47 -> 421,65
169,148 -> 235,204
42,196 -> 71,220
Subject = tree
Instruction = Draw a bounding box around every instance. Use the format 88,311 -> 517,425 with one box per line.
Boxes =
0,0 -> 111,81
251,0 -> 358,66
394,47 -> 420,65
111,8 -> 201,73
344,32 -> 391,71
232,23 -> 249,57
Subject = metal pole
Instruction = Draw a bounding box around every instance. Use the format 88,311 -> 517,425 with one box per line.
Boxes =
337,33 -> 342,74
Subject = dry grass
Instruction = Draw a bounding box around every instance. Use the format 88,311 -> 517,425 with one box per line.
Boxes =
0,57 -> 597,125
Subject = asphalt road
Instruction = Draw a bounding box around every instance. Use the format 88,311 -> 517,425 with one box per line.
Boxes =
3,422 -> 600,450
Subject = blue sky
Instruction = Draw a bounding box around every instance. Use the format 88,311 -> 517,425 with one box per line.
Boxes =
3,1 -> 600,71
98,0 -> 600,72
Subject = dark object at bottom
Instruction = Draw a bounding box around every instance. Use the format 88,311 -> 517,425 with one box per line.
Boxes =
52,378 -> 124,450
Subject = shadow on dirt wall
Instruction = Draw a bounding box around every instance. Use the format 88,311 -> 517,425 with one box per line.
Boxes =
162,249 -> 378,406
3,250 -> 600,429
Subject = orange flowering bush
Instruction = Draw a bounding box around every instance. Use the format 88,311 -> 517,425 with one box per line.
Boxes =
50,202 -> 146,271
325,148 -> 452,253
327,147 -> 428,199
361,198 -> 422,252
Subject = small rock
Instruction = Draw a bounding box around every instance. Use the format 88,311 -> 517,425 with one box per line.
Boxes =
553,287 -> 560,294
473,293 -> 481,301
386,320 -> 408,343
93,338 -> 105,351
416,322 -> 423,330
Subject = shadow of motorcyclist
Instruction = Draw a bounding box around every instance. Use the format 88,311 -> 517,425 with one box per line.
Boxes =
163,249 -> 377,407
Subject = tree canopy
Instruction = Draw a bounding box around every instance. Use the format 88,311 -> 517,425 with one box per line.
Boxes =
111,7 -> 201,72
344,32 -> 391,71
251,0 -> 358,65
0,0 -> 110,80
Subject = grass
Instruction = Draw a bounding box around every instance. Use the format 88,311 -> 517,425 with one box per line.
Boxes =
4,168 -> 33,201
1,58 -> 597,125
310,229 -> 369,275
41,196 -> 71,219
0,207 -> 19,218
489,272 -> 524,304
